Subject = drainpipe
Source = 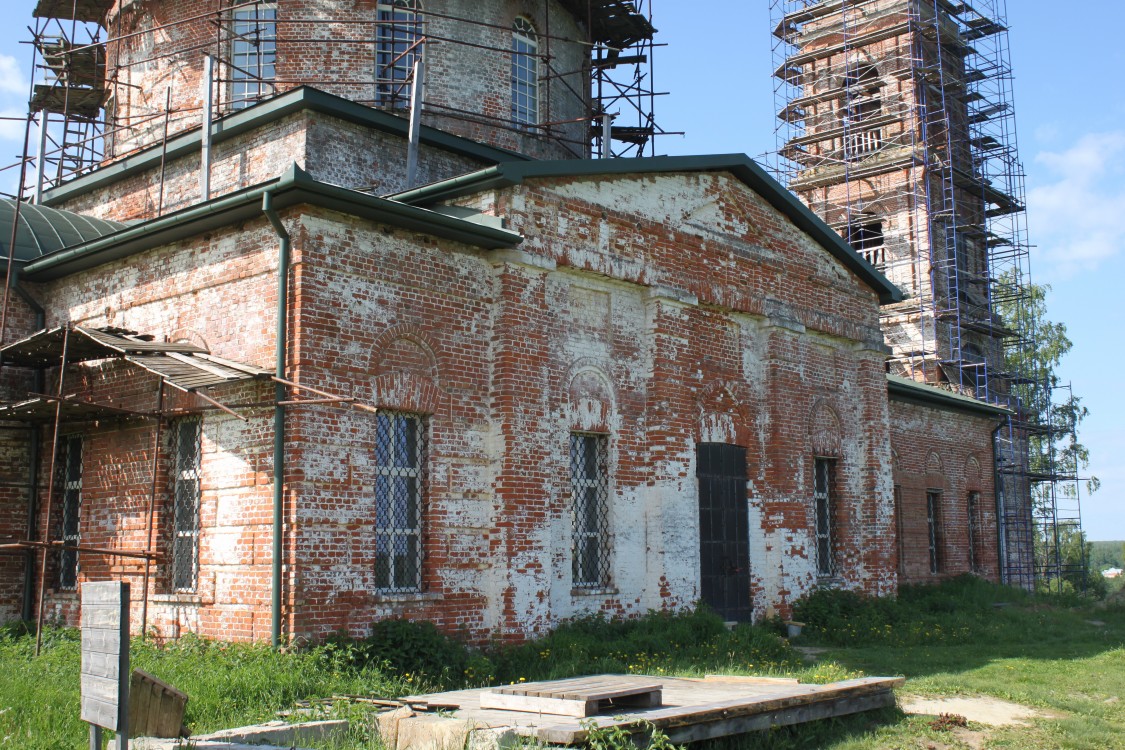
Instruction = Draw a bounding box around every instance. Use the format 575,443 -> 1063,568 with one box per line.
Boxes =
262,192 -> 290,649
991,420 -> 1006,586
12,276 -> 45,621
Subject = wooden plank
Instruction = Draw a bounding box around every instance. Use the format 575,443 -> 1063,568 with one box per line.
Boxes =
662,690 -> 896,745
81,674 -> 120,704
81,650 -> 120,680
480,692 -> 594,718
702,675 -> 801,686
81,604 -> 122,630
536,678 -> 904,744
82,582 -> 129,605
129,674 -> 153,737
81,695 -> 119,731
80,628 -> 121,655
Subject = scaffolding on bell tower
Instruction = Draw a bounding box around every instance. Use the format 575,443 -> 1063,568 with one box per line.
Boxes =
770,0 -> 1084,591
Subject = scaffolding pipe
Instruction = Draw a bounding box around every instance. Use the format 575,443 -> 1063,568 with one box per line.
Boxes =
34,325 -> 69,656
33,114 -> 48,205
405,45 -> 426,189
262,191 -> 289,650
200,55 -> 214,202
140,382 -> 165,637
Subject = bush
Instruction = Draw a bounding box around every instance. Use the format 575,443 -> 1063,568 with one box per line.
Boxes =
325,618 -> 473,682
792,576 -> 1038,647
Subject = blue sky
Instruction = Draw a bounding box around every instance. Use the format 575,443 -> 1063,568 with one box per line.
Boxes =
0,2 -> 1120,540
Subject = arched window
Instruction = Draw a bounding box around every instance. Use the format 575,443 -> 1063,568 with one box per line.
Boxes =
511,17 -> 539,126
377,0 -> 422,109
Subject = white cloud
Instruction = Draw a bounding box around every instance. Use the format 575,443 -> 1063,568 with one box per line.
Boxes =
1026,131 -> 1125,278
0,54 -> 27,95
0,109 -> 25,141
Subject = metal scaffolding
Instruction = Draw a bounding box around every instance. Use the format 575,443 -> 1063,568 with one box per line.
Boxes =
770,0 -> 1083,590
5,0 -> 666,202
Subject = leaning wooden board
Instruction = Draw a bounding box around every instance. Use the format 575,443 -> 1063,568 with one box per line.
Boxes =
481,676 -> 663,717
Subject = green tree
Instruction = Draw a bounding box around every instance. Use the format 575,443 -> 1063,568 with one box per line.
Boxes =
995,271 -> 1098,495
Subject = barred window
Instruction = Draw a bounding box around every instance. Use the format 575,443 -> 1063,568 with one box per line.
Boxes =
376,0 -> 421,109
511,17 -> 539,126
374,412 -> 426,593
967,491 -> 982,573
57,436 -> 82,590
570,433 -> 610,588
814,458 -> 836,578
230,3 -> 277,109
171,418 -> 203,592
927,490 -> 943,574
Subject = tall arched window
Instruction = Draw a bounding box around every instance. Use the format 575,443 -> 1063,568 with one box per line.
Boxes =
511,17 -> 539,126
377,0 -> 422,109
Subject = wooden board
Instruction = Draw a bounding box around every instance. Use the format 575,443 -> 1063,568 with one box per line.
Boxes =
481,676 -> 662,717
536,677 -> 904,744
80,581 -> 130,741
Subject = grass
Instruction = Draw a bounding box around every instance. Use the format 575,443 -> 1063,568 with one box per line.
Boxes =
1,578 -> 1122,749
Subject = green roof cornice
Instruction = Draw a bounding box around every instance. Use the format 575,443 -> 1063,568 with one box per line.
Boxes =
22,164 -> 522,281
887,374 -> 1013,417
389,154 -> 903,305
40,86 -> 531,208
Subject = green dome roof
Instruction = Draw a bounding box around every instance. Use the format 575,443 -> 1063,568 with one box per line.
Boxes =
0,199 -> 127,263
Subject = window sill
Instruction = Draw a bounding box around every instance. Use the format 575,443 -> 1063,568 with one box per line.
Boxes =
150,593 -> 203,605
572,587 -> 618,597
373,591 -> 442,604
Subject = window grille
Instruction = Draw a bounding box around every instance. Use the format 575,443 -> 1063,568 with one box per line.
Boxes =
374,412 -> 426,593
57,436 -> 82,590
847,219 -> 885,269
927,490 -> 943,573
967,491 -> 982,573
570,433 -> 610,588
511,17 -> 539,127
376,0 -> 421,109
170,418 -> 203,592
814,458 -> 836,578
230,3 -> 277,109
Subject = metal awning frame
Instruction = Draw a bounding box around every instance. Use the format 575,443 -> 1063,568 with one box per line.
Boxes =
1,324 -> 376,653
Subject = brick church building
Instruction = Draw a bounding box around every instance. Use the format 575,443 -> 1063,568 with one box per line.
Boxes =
0,0 -> 1006,644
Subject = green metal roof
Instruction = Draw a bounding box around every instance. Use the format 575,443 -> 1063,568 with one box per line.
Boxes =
887,374 -> 1013,417
388,154 -> 904,305
0,199 -> 126,264
41,86 -> 532,209
21,164 -> 522,281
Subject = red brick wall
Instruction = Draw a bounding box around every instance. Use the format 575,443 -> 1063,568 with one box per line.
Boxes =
101,0 -> 587,163
18,167 -> 898,644
890,396 -> 1001,584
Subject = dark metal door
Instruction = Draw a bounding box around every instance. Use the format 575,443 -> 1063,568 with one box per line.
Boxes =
697,443 -> 751,622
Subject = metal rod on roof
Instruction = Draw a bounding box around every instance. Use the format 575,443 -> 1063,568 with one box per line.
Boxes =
163,380 -> 246,421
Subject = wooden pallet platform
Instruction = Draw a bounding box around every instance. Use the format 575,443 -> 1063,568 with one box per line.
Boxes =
480,676 -> 662,717
392,674 -> 905,748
